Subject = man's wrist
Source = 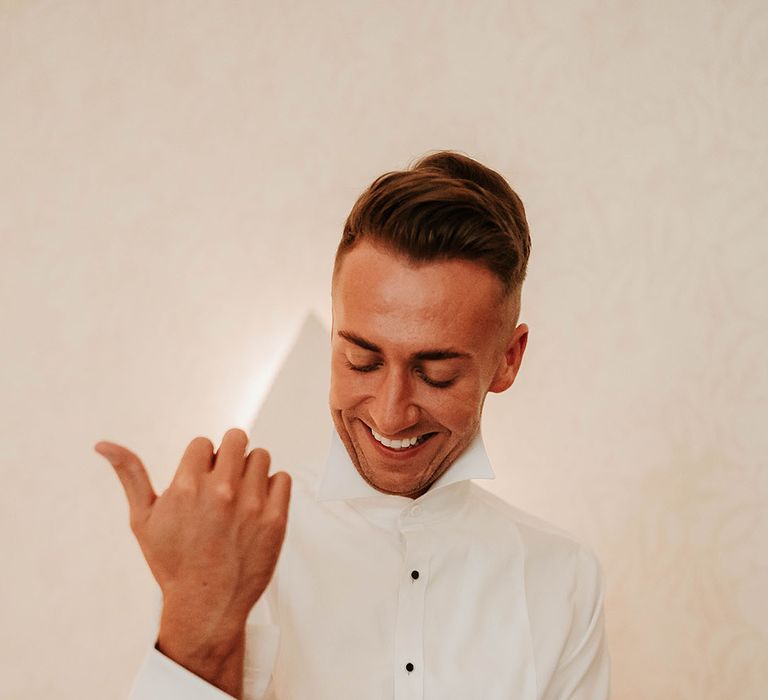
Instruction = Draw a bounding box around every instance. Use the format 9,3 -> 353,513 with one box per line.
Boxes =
157,605 -> 247,697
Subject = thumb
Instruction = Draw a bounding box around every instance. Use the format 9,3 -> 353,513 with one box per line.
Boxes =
95,441 -> 156,525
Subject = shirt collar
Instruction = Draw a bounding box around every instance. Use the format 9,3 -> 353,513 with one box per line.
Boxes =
316,429 -> 495,503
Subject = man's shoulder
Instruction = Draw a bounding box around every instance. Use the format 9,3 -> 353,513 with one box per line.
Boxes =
467,482 -> 603,578
468,481 -> 578,539
466,482 -> 606,631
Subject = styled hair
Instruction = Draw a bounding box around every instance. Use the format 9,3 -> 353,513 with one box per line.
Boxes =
334,151 -> 531,295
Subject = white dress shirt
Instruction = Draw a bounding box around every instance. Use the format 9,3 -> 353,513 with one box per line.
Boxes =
131,431 -> 610,699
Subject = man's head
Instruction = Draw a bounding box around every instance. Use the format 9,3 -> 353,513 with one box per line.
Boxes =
330,151 -> 531,498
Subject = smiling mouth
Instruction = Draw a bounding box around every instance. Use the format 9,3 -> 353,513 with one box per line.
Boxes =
369,427 -> 436,451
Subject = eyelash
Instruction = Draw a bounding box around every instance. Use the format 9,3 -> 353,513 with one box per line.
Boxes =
344,360 -> 456,389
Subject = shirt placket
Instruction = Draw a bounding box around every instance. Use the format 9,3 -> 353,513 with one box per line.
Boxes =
394,505 -> 432,700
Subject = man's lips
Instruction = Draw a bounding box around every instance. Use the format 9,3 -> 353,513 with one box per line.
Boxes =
361,422 -> 437,458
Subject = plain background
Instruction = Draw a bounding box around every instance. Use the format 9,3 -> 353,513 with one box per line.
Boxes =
1,1 -> 766,698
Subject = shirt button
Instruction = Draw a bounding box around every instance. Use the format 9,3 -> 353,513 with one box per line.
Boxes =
410,505 -> 422,517
411,570 -> 420,580
406,662 -> 414,672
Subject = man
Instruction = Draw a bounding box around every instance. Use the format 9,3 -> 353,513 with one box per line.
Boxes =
96,151 -> 610,699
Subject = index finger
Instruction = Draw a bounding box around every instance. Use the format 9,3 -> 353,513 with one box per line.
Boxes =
173,436 -> 215,485
211,428 -> 249,484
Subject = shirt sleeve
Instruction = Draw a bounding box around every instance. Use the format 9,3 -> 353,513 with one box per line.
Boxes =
129,646 -> 235,699
541,545 -> 611,700
129,623 -> 280,700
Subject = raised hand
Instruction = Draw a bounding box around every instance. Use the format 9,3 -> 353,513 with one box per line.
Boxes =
95,428 -> 291,698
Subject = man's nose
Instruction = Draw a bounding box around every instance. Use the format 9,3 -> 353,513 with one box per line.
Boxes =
368,367 -> 419,436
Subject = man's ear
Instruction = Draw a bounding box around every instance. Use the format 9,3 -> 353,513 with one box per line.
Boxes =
488,323 -> 529,394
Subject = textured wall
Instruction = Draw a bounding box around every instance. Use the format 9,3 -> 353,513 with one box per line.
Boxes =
1,1 -> 766,698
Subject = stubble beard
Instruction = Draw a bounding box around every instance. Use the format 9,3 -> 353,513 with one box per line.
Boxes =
330,409 -> 480,499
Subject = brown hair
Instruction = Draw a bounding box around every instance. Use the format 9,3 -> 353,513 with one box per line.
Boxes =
334,151 -> 531,296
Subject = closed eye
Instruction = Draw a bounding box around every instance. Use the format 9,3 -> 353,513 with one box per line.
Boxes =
344,359 -> 381,373
345,359 -> 457,388
416,369 -> 456,389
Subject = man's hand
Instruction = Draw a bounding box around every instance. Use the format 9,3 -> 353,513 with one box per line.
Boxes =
95,428 -> 291,698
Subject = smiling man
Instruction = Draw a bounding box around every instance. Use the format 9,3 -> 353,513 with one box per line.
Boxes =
98,152 -> 610,699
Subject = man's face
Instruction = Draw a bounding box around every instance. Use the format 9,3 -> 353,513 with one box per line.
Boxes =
330,239 -> 528,498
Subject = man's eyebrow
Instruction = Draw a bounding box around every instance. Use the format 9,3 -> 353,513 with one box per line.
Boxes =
338,331 -> 381,353
337,331 -> 471,361
412,348 -> 471,361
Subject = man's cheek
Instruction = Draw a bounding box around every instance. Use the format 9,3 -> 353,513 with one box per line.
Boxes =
435,389 -> 482,419
329,384 -> 364,412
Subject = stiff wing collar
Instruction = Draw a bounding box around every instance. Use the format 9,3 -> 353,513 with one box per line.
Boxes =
316,429 -> 495,502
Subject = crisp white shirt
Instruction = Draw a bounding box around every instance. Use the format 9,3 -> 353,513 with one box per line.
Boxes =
131,431 -> 610,699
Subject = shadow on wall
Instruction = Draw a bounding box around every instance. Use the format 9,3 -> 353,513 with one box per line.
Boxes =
248,313 -> 333,478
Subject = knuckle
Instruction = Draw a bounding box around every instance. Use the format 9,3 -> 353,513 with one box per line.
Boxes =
172,477 -> 197,498
272,470 -> 291,484
240,494 -> 265,516
224,427 -> 248,443
248,447 -> 271,467
190,436 -> 214,452
269,471 -> 292,494
261,506 -> 287,530
212,481 -> 235,504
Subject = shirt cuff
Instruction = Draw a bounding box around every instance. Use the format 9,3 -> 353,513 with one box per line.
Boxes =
129,646 -> 235,700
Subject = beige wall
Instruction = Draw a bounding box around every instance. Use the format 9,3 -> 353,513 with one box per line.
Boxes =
2,1 -> 766,697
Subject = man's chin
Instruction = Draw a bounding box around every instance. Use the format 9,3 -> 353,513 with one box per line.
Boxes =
356,459 -> 434,498
363,475 -> 426,498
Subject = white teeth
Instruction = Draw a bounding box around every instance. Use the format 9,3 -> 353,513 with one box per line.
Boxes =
371,429 -> 423,450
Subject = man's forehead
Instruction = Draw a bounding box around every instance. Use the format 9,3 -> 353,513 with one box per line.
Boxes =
331,241 -> 511,355
333,241 -> 505,307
